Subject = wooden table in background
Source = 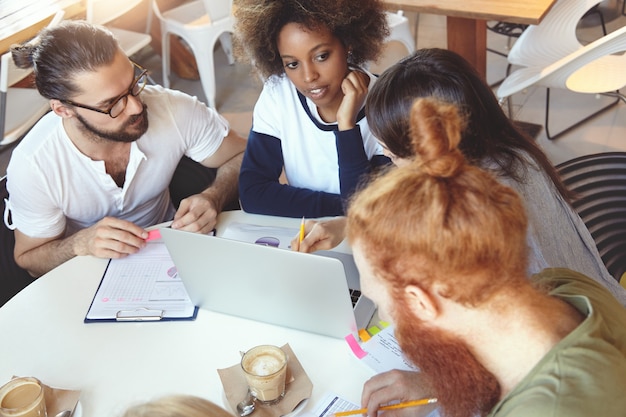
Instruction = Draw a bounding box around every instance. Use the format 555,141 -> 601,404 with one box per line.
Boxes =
382,0 -> 558,79
0,1 -> 85,54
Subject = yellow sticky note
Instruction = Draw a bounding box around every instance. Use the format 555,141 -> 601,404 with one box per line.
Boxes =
358,329 -> 371,342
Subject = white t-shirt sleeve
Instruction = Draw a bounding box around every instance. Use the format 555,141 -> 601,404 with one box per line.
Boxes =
252,76 -> 296,140
6,152 -> 66,238
162,87 -> 230,163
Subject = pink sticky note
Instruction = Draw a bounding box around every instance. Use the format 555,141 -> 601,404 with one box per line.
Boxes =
146,229 -> 162,241
345,334 -> 368,359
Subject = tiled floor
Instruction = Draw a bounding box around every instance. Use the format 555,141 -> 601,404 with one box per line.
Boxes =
1,7 -> 625,173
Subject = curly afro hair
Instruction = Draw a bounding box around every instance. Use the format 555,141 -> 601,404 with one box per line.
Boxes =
234,0 -> 389,80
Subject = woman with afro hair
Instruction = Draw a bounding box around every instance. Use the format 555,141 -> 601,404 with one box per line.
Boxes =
234,0 -> 391,217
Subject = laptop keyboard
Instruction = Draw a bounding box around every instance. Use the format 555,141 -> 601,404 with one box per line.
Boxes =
349,288 -> 361,308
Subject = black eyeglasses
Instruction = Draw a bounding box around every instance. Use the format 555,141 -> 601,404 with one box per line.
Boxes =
61,61 -> 148,119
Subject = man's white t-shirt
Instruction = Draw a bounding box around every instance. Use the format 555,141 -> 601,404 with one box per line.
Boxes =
6,85 -> 228,238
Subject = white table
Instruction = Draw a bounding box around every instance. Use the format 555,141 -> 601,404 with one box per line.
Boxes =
0,211 -> 372,417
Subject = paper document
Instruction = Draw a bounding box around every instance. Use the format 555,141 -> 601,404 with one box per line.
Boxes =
347,325 -> 418,373
301,391 -> 441,417
221,222 -> 298,249
85,240 -> 197,322
299,392 -> 359,417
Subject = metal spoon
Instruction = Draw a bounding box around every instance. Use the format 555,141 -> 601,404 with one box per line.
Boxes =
55,411 -> 72,417
236,389 -> 256,417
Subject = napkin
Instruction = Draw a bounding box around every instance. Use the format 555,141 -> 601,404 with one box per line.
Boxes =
218,344 -> 313,417
43,382 -> 81,416
8,377 -> 81,416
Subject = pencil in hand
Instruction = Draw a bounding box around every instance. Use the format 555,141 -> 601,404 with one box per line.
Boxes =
299,216 -> 306,243
333,398 -> 438,417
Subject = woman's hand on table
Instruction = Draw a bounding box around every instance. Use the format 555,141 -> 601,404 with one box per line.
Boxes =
291,217 -> 347,253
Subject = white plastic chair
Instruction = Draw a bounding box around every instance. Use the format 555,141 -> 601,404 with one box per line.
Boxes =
0,11 -> 65,147
486,0 -> 606,87
497,25 -> 626,140
497,0 -> 609,127
86,0 -> 152,57
370,10 -> 416,74
506,0 -> 607,69
386,11 -> 416,56
152,0 -> 235,109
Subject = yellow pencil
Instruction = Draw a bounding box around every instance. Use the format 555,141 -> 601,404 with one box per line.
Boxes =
333,398 -> 438,417
299,216 -> 305,243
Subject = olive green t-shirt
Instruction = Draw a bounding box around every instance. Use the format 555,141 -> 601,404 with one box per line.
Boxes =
488,268 -> 626,417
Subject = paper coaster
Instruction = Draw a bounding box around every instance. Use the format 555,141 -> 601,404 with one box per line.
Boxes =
217,344 -> 313,417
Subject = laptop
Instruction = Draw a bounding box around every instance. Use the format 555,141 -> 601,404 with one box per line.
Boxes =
160,227 -> 375,339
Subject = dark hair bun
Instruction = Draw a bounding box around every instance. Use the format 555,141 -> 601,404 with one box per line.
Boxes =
9,44 -> 36,69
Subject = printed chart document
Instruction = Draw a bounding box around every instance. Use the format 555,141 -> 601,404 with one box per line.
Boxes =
221,222 -> 298,249
85,241 -> 197,322
346,325 -> 418,373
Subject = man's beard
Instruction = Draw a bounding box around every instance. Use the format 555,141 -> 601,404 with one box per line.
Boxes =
75,103 -> 149,143
394,307 -> 501,417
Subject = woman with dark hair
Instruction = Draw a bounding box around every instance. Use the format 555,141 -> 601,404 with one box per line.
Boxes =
234,0 -> 390,218
294,48 -> 626,306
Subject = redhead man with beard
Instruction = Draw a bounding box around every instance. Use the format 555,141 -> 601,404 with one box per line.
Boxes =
347,98 -> 626,417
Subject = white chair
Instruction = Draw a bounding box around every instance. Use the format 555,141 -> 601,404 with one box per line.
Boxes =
497,0 -> 609,125
370,10 -> 416,74
497,25 -> 626,140
152,0 -> 235,109
486,0 -> 606,88
506,0 -> 607,69
0,11 -> 65,146
86,0 -> 152,57
386,10 -> 416,56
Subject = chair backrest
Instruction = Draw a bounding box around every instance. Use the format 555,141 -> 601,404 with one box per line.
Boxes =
151,0 -> 164,21
1,10 -> 64,144
86,0 -> 144,26
385,10 -> 416,54
497,24 -> 626,99
507,0 -> 604,68
0,54 -> 32,93
556,152 -> 626,281
202,0 -> 232,23
1,175 -> 37,305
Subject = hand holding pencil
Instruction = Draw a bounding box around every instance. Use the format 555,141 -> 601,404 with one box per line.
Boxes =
291,217 -> 347,253
359,370 -> 437,417
299,216 -> 306,244
333,398 -> 438,417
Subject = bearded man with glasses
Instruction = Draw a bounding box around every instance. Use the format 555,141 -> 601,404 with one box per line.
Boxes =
4,21 -> 246,278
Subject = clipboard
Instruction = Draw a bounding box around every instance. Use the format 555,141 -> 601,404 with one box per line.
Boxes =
84,239 -> 198,323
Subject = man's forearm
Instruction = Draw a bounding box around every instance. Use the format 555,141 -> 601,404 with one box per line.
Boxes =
15,234 -> 78,278
201,152 -> 244,211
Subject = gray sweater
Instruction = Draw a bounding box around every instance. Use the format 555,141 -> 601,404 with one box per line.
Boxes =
483,152 -> 626,307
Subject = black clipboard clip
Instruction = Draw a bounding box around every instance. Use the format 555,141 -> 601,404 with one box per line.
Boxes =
116,307 -> 164,321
